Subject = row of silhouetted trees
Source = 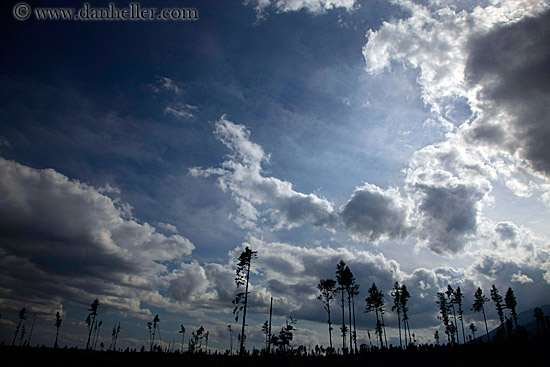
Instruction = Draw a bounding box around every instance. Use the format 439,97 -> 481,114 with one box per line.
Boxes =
231,248 -> 550,355
316,261 -> 412,353
6,248 -> 550,355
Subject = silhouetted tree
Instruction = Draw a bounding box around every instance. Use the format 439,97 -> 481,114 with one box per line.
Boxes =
365,283 -> 386,348
268,296 -> 273,354
147,322 -> 153,349
189,327 -> 203,353
349,282 -> 360,353
93,320 -> 102,350
400,284 -> 411,347
86,299 -> 99,350
455,287 -> 466,344
179,325 -> 186,352
232,246 -> 257,356
472,287 -> 490,342
228,324 -> 233,355
54,311 -> 62,348
317,278 -> 337,350
504,287 -> 518,328
434,330 -> 440,345
437,292 -> 455,344
335,261 -> 350,352
196,325 -> 205,350
27,312 -> 36,347
490,285 -> 506,338
12,307 -> 27,346
391,281 -> 403,348
150,314 -> 161,351
344,266 -> 355,353
272,317 -> 297,353
262,320 -> 270,350
111,323 -> 121,351
445,285 -> 459,343
533,307 -> 547,332
469,322 -> 477,340
19,324 -> 26,346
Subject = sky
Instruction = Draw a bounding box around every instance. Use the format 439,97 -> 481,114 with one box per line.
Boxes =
1,0 -> 549,352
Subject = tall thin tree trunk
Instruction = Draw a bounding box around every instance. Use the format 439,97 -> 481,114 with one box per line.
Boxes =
352,294 -> 357,353
380,311 -> 388,348
450,304 -> 459,344
397,309 -> 402,348
86,317 -> 96,350
229,325 -> 233,356
157,325 -> 162,350
268,297 -> 273,354
55,327 -> 60,348
347,292 -> 352,353
403,317 -> 408,348
375,311 -> 383,348
328,307 -> 333,350
94,324 -> 101,350
27,313 -> 36,347
460,314 -> 466,344
407,319 -> 412,346
482,306 -> 490,342
240,261 -> 251,355
341,288 -> 345,352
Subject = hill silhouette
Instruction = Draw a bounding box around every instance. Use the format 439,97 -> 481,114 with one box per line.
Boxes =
482,304 -> 550,341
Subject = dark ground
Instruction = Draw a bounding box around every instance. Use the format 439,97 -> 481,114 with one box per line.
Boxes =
2,335 -> 548,367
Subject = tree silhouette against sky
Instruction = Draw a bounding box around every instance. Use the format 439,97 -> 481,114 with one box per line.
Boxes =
335,260 -> 349,352
472,287 -> 491,342
400,284 -> 412,347
85,299 -> 99,350
445,286 -> 460,343
455,287 -> 466,344
490,285 -> 507,339
349,280 -> 360,353
54,311 -> 62,348
366,283 -> 386,348
344,265 -> 356,353
437,291 -> 455,345
317,278 -> 337,351
179,325 -> 186,352
232,246 -> 257,356
12,307 -> 27,346
391,281 -> 403,348
505,287 -> 518,329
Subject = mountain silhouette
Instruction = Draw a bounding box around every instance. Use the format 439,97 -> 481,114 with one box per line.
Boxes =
481,304 -> 550,340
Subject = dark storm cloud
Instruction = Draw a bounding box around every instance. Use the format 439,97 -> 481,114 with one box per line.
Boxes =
340,183 -> 410,242
414,180 -> 489,255
466,10 -> 550,175
0,157 -> 194,317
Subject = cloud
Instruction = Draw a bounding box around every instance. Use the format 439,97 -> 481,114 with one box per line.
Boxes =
363,0 -> 550,255
465,9 -> 550,176
156,76 -> 182,95
166,261 -> 209,302
403,139 -> 493,255
511,272 -> 534,284
190,115 -> 338,231
340,183 -> 411,242
0,157 -> 194,318
164,103 -> 198,120
246,0 -> 358,20
158,222 -> 179,233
